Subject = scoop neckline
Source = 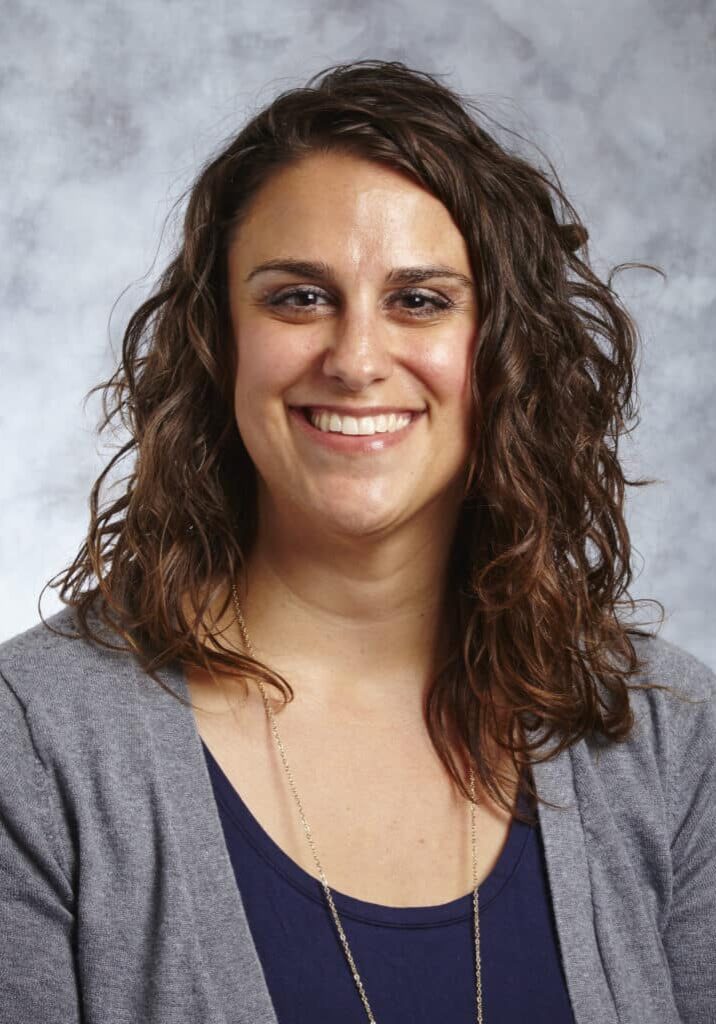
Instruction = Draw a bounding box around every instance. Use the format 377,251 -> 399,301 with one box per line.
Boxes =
201,738 -> 533,927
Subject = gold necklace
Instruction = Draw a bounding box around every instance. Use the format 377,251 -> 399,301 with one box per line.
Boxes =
230,582 -> 484,1022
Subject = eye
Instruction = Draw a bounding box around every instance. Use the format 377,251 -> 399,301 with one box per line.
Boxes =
266,287 -> 330,311
393,289 -> 453,317
264,286 -> 454,318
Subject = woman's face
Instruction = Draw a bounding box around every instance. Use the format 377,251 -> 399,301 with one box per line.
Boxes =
227,150 -> 478,540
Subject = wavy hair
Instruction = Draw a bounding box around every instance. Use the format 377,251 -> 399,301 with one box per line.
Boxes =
43,58 -> 691,824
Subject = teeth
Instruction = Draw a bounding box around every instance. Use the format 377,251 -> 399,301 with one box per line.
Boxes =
308,410 -> 413,435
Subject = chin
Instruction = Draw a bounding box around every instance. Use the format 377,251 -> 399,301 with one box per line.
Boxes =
309,499 -> 408,539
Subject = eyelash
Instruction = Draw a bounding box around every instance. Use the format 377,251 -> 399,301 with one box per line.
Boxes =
264,286 -> 454,318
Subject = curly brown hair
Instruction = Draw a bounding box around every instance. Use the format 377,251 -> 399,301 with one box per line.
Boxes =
42,58 -> 692,825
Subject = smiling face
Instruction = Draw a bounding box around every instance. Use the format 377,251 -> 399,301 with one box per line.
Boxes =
227,149 -> 478,542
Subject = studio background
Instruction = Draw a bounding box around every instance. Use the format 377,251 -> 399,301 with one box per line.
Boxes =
1,0 -> 714,667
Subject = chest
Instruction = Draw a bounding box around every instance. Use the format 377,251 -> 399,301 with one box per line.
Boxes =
189,674 -> 518,908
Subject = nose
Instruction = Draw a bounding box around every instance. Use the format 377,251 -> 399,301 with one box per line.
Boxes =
320,306 -> 393,391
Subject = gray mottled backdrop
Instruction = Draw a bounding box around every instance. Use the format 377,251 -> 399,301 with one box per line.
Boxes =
2,0 -> 714,666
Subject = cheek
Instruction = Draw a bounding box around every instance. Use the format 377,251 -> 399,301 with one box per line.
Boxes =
233,325 -> 310,408
416,330 -> 475,418
232,325 -> 316,466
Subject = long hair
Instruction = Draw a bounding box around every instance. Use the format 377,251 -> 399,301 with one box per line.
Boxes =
43,58 -> 689,824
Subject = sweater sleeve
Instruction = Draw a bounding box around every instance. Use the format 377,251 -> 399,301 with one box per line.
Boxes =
662,656 -> 716,1024
0,669 -> 82,1022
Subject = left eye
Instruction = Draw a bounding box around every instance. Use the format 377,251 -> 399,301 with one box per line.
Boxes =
396,290 -> 452,314
266,287 -> 452,316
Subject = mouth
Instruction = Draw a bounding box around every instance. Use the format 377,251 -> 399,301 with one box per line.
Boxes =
288,405 -> 425,452
298,406 -> 421,429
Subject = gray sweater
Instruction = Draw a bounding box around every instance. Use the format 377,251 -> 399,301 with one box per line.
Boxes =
0,605 -> 714,1024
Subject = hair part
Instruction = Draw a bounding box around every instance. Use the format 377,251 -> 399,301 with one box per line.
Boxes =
42,58 -> 695,826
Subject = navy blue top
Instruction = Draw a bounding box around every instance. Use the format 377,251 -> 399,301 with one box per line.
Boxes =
202,740 -> 575,1023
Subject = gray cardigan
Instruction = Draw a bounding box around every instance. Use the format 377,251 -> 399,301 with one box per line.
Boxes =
0,605 -> 714,1024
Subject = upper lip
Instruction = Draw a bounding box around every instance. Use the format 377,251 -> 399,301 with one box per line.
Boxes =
295,404 -> 425,417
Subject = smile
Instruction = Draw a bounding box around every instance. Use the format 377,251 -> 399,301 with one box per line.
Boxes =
306,408 -> 413,435
288,406 -> 424,453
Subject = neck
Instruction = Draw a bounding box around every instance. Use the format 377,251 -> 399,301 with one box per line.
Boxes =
226,498 -> 462,712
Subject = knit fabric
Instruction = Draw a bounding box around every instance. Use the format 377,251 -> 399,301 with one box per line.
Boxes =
0,605 -> 714,1023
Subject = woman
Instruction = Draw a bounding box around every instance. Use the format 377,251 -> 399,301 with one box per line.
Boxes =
1,59 -> 713,1024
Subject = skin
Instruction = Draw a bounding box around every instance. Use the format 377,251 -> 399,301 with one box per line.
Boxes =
207,149 -> 480,723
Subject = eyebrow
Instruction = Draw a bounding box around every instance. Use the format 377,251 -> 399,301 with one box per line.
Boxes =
244,258 -> 474,290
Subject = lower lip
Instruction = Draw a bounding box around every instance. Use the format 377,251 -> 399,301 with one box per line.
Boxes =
289,407 -> 425,453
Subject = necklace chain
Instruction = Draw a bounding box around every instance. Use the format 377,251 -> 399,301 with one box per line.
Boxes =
230,583 -> 484,1022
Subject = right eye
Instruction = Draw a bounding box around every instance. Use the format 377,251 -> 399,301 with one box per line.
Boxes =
266,287 -> 330,311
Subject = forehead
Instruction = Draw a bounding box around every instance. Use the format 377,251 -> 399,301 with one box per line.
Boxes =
229,151 -> 471,276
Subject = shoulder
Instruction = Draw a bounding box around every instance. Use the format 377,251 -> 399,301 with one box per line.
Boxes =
565,629 -> 715,829
626,632 -> 716,838
0,605 -> 188,797
623,630 -> 715,756
562,632 -> 716,932
0,606 -> 195,922
0,604 -> 182,720
574,631 -> 715,867
576,630 -> 716,786
629,629 -> 716,699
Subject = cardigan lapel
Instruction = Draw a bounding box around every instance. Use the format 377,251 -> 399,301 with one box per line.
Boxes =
531,738 -> 619,1024
566,740 -> 681,1024
148,658 -> 281,1024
